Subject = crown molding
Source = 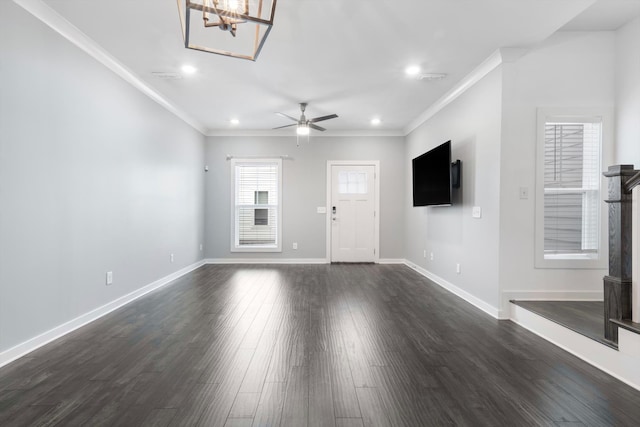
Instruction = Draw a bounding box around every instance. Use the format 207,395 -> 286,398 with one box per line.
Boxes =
13,0 -> 207,135
206,129 -> 405,138
403,47 -> 528,136
13,0 -> 529,140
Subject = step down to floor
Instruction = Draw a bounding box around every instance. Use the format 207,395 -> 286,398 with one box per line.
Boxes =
510,300 -> 640,391
510,300 -> 617,349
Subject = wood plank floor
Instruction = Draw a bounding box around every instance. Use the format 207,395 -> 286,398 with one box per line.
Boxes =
510,300 -> 613,347
2,264 -> 640,426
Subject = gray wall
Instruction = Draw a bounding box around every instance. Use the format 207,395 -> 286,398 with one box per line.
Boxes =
0,2 -> 205,353
404,68 -> 504,311
204,135 -> 405,260
615,16 -> 640,166
498,31 -> 615,312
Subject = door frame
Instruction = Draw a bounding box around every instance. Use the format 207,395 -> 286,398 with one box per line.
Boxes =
326,160 -> 380,263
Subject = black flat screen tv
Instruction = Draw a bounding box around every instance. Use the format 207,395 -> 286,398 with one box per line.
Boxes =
412,140 -> 458,206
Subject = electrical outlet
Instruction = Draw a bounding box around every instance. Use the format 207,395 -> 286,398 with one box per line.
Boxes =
423,250 -> 427,258
293,242 -> 298,250
170,253 -> 174,263
106,271 -> 113,285
199,243 -> 203,251
430,252 -> 434,261
456,263 -> 461,274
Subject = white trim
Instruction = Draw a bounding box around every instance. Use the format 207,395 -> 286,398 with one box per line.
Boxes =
0,259 -> 205,369
205,258 -> 328,264
326,161 -> 381,264
534,107 -> 613,270
404,261 -> 500,319
229,158 -> 283,253
403,48 -> 527,135
511,303 -> 640,391
207,129 -> 405,137
13,0 -> 206,135
378,259 -> 405,264
500,290 -> 603,318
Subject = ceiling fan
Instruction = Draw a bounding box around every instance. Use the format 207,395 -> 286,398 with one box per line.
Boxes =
273,103 -> 338,136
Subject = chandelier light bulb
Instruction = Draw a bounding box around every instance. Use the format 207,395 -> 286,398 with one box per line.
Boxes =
227,0 -> 239,11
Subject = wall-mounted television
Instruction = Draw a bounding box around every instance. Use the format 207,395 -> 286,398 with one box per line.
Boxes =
412,140 -> 461,207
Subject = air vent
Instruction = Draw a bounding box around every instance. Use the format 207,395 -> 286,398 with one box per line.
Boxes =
151,72 -> 183,80
416,73 -> 447,81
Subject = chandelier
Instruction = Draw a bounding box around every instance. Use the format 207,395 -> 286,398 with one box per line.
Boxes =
177,0 -> 277,61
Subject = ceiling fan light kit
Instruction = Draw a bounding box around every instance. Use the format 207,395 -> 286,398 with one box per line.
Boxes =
177,0 -> 277,61
296,125 -> 310,136
274,103 -> 339,144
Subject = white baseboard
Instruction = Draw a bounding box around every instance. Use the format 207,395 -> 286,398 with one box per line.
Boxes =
404,261 -> 500,319
500,290 -> 603,318
511,303 -> 640,391
205,258 -> 328,265
0,259 -> 205,369
205,258 -> 404,265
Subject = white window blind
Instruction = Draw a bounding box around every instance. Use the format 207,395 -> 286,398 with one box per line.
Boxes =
543,120 -> 601,257
231,159 -> 282,252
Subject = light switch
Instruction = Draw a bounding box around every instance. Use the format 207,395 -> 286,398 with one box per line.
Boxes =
472,206 -> 482,218
317,207 -> 327,214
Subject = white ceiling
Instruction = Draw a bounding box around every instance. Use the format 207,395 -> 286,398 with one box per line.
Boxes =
38,0 -> 639,135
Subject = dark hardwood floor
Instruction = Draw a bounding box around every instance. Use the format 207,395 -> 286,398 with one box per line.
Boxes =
510,300 -> 614,348
2,264 -> 640,426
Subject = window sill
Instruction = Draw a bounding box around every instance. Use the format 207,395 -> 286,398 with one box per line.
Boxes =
231,246 -> 282,253
535,253 -> 607,270
544,253 -> 598,260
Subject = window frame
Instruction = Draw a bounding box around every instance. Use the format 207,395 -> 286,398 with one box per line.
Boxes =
230,158 -> 282,253
534,107 -> 612,269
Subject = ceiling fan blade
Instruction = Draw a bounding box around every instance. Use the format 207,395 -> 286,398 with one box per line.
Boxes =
309,114 -> 338,123
309,123 -> 326,132
272,123 -> 297,130
275,112 -> 299,122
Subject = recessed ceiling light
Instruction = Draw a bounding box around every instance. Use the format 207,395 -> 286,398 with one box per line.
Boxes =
181,65 -> 197,75
371,118 -> 381,126
230,118 -> 240,125
405,65 -> 421,76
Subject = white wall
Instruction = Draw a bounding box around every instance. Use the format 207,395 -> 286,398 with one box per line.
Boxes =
499,31 -> 616,313
404,68 -> 504,311
615,16 -> 640,166
204,135 -> 405,260
0,2 -> 205,353
614,16 -> 640,321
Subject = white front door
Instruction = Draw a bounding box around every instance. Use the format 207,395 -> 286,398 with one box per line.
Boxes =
330,164 -> 376,262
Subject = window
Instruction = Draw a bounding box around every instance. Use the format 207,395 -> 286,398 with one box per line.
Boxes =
535,108 -> 610,269
338,171 -> 368,194
230,159 -> 282,252
254,191 -> 269,225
